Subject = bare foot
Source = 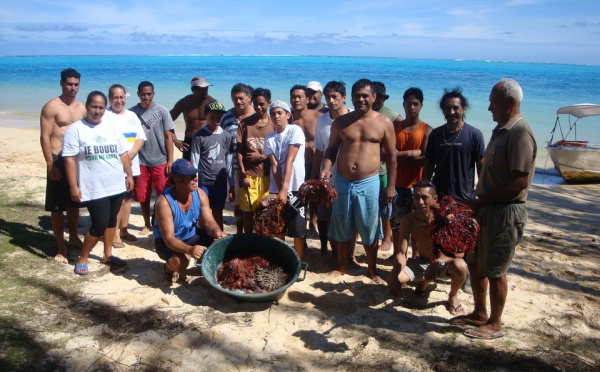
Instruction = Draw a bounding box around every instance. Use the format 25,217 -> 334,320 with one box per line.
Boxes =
368,274 -> 387,285
139,226 -> 152,236
379,239 -> 392,252
54,253 -> 68,264
327,269 -> 345,277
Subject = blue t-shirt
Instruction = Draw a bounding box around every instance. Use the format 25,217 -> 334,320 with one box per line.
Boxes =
425,123 -> 485,201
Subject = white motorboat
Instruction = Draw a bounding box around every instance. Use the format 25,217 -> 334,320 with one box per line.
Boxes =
546,104 -> 600,183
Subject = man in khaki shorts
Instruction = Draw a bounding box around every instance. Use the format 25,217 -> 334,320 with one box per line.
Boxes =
40,68 -> 86,263
454,78 -> 537,340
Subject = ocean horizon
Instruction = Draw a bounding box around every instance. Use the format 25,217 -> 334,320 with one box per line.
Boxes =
2,54 -> 599,67
1,55 -> 598,179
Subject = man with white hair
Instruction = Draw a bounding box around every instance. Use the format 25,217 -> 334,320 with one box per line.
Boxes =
451,78 -> 537,340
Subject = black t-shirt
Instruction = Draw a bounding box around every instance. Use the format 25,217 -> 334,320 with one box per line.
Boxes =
425,123 -> 485,201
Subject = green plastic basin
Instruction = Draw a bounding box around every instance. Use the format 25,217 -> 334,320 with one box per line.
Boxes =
198,233 -> 308,302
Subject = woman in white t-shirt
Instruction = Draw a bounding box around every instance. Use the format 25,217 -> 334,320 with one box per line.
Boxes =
106,84 -> 146,248
63,91 -> 135,275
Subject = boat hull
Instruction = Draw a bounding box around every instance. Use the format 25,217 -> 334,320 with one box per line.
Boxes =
546,146 -> 600,183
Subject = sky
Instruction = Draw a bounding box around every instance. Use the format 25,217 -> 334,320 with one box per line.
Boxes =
1,0 -> 599,65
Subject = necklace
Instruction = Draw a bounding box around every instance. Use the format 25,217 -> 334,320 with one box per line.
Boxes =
443,124 -> 464,146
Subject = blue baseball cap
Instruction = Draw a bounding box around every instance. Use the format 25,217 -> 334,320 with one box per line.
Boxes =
171,159 -> 198,177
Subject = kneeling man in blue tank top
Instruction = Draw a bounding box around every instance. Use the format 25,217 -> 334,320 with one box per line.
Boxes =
154,158 -> 226,283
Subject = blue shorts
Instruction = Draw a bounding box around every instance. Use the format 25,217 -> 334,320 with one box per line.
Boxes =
329,174 -> 383,245
201,184 -> 227,211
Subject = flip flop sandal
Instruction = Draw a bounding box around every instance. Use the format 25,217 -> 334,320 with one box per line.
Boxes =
445,302 -> 464,316
464,327 -> 504,340
449,315 -> 486,327
74,263 -> 89,275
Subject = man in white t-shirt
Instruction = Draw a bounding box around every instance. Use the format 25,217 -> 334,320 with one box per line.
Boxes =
264,100 -> 307,259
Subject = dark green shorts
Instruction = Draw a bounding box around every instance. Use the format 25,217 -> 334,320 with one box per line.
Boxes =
467,202 -> 527,278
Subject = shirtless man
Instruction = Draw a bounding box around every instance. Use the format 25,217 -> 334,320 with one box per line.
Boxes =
290,85 -> 322,233
170,76 -> 215,160
40,68 -> 86,263
320,79 -> 397,282
387,181 -> 468,315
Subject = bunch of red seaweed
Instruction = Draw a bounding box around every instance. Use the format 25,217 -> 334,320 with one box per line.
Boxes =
217,254 -> 288,293
254,195 -> 286,236
429,195 -> 480,258
298,179 -> 338,207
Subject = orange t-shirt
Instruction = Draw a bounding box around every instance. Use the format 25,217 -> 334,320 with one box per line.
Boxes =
395,121 -> 427,188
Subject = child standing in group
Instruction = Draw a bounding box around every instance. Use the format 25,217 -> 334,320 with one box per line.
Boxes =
264,100 -> 307,259
190,101 -> 234,229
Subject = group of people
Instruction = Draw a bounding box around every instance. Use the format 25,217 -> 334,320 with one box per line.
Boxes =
41,68 -> 536,340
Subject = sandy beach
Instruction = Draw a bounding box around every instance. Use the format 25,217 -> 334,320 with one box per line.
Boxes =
1,124 -> 599,370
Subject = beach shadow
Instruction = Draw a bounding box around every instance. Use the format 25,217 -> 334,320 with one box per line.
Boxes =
110,256 -> 276,312
288,279 -> 449,338
2,269 -> 289,370
1,218 -> 58,260
508,265 -> 600,297
292,329 -> 349,353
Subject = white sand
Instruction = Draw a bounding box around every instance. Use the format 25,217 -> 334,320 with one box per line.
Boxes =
2,125 -> 599,370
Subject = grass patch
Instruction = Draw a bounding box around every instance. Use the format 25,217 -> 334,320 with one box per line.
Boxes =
0,186 -> 84,370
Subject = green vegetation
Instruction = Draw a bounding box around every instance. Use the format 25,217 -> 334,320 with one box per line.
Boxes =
0,186 -> 81,371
